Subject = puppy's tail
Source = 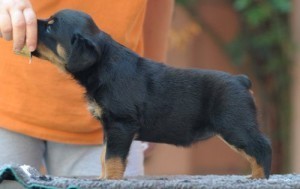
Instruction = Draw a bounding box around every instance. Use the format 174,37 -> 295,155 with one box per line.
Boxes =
235,74 -> 252,89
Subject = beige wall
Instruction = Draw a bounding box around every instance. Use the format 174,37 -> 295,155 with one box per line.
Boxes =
144,0 -> 299,176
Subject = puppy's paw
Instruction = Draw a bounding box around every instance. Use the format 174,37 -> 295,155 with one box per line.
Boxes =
247,173 -> 266,180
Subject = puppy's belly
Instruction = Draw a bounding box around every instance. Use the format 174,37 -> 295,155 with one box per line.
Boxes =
136,126 -> 215,146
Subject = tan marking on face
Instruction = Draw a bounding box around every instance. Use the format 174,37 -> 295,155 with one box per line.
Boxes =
104,157 -> 126,179
48,19 -> 55,25
36,43 -> 66,71
56,43 -> 67,60
87,99 -> 103,119
218,136 -> 265,179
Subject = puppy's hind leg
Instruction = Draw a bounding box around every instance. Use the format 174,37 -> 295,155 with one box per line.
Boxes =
216,118 -> 272,179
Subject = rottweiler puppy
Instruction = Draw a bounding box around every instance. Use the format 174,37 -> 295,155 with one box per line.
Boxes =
32,9 -> 272,180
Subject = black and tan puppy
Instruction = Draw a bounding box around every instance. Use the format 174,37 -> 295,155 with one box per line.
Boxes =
32,9 -> 272,180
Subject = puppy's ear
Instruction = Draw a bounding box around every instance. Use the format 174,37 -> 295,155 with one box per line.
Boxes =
67,33 -> 99,73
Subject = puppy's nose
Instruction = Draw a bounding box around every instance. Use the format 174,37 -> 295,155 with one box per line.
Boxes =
37,19 -> 48,27
37,19 -> 49,36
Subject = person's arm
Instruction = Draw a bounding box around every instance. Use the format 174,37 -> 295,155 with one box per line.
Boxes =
143,0 -> 174,62
0,0 -> 37,52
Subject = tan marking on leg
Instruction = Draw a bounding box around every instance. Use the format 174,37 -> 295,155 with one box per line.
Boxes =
218,135 -> 265,179
100,143 -> 107,179
105,157 -> 126,180
241,152 -> 265,179
218,136 -> 239,153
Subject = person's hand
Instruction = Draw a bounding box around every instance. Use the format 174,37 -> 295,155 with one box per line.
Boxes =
0,0 -> 37,52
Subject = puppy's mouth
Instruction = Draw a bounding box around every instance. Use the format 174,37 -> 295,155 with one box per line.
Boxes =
32,43 -> 66,62
31,50 -> 41,57
31,43 -> 68,72
31,49 -> 48,60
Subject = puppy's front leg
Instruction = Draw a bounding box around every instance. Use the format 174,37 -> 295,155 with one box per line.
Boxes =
100,142 -> 107,179
101,122 -> 137,180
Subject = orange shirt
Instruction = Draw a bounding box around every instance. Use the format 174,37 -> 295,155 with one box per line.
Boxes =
0,0 -> 147,144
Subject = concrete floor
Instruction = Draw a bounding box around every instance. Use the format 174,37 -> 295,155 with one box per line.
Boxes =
1,164 -> 300,189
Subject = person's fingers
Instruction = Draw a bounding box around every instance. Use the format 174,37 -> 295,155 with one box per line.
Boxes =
23,8 -> 37,51
0,10 -> 13,40
11,9 -> 26,51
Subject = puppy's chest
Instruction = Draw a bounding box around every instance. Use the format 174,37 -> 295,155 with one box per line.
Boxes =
86,98 -> 103,119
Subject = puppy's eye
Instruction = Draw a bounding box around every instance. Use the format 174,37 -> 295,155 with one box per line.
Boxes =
46,24 -> 52,33
46,19 -> 55,33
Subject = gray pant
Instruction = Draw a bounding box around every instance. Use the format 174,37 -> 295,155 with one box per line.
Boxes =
0,128 -> 144,188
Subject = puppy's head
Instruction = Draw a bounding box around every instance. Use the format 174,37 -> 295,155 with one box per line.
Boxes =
32,9 -> 102,73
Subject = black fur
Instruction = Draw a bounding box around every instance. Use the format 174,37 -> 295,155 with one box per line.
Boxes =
33,9 -> 272,178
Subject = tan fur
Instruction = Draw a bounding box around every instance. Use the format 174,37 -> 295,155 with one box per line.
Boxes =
134,133 -> 139,139
218,136 -> 265,179
36,43 -> 66,71
56,43 -> 67,60
99,144 -> 126,180
242,152 -> 265,179
104,157 -> 126,180
48,19 -> 55,25
87,99 -> 103,119
100,143 -> 107,179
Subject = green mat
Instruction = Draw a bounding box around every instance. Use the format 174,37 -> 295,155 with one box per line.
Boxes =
1,164 -> 300,189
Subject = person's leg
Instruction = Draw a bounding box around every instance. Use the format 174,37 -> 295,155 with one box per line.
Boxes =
0,128 -> 45,168
45,140 -> 144,177
0,128 -> 45,189
124,141 -> 145,177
